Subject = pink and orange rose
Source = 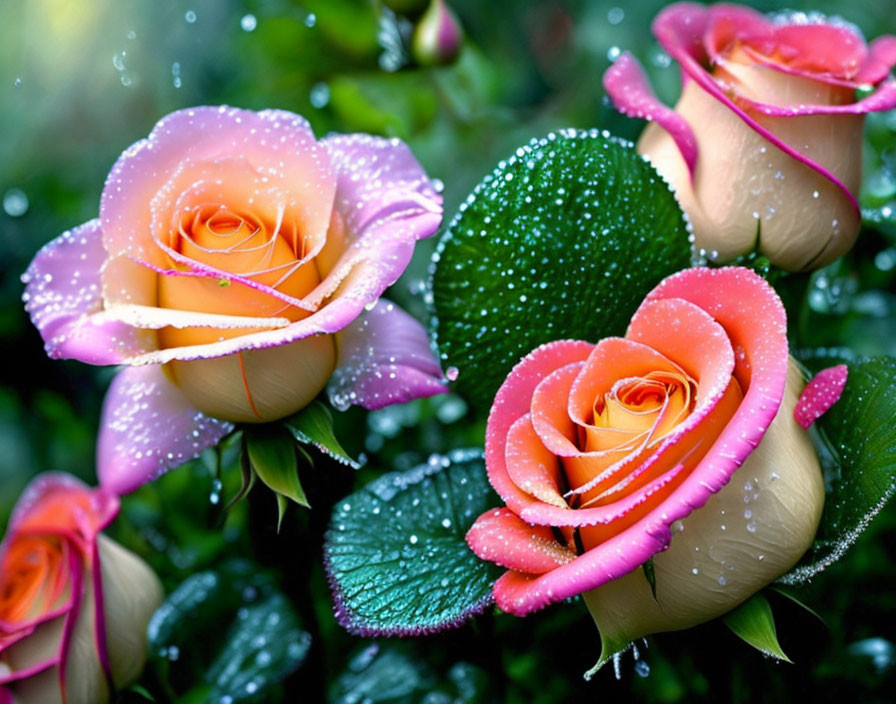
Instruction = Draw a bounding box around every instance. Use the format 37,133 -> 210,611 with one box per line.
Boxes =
604,3 -> 896,271
0,474 -> 161,704
465,267 -> 823,652
24,106 -> 445,493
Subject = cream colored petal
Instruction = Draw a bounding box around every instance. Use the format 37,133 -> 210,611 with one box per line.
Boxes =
96,536 -> 163,690
639,81 -> 862,271
584,359 -> 823,653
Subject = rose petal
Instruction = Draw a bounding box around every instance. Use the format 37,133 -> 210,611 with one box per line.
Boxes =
530,361 -> 587,456
504,415 -> 567,508
22,220 -> 152,365
307,134 -> 443,308
857,35 -> 896,85
466,508 -> 576,575
705,6 -> 869,86
486,341 -> 594,515
794,363 -> 848,429
5,474 -> 118,547
97,365 -> 234,494
326,298 -> 446,410
603,52 -> 698,175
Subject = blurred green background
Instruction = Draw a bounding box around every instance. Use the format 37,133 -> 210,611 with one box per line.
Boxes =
2,0 -> 896,702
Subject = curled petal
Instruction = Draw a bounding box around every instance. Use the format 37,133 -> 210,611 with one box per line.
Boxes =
466,508 -> 575,575
603,52 -> 698,175
6,474 -> 118,550
486,340 -> 594,514
310,134 -> 443,310
327,299 -> 446,410
858,35 -> 896,85
97,365 -> 233,494
21,220 -> 152,365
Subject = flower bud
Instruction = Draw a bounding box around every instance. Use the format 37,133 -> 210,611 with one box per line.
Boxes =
412,0 -> 463,67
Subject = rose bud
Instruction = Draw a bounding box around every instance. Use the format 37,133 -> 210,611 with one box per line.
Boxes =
465,267 -> 823,651
22,106 -> 447,493
0,474 -> 162,704
603,3 -> 896,271
412,0 -> 464,67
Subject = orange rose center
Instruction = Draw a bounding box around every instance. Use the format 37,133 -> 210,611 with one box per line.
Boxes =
157,202 -> 323,351
0,535 -> 67,625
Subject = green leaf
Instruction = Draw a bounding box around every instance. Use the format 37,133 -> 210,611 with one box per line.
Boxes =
330,644 -> 490,704
723,594 -> 791,663
245,426 -> 309,508
205,592 -> 311,703
276,493 -> 288,533
147,561 -> 306,702
781,356 -> 896,584
284,400 -> 360,468
429,130 -> 691,409
147,560 -> 277,657
324,449 -> 502,635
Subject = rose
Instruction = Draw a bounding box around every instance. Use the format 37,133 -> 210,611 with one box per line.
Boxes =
603,3 -> 896,271
0,474 -> 162,704
465,267 -> 823,652
23,106 -> 446,493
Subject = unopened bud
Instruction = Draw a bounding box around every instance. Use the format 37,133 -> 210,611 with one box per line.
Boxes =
412,0 -> 463,67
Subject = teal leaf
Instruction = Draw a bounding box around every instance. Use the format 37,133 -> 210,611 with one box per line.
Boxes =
284,400 -> 360,468
324,449 -> 501,636
723,594 -> 791,663
429,129 -> 691,409
245,426 -> 309,508
781,356 -> 896,584
205,592 -> 311,703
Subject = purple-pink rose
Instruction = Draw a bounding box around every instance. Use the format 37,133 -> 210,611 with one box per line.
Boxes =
24,106 -> 446,493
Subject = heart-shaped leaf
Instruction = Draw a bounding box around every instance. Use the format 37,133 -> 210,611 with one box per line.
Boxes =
781,355 -> 896,584
429,129 -> 691,409
324,449 -> 501,636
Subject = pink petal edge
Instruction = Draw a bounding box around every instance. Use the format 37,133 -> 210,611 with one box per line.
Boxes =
326,298 -> 447,411
794,364 -> 848,429
651,3 -> 865,214
603,51 -> 698,176
466,508 -> 576,575
22,220 -> 152,365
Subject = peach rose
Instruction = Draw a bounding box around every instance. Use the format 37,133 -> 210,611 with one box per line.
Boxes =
0,474 -> 162,704
23,106 -> 446,493
603,3 -> 896,271
465,267 -> 823,652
